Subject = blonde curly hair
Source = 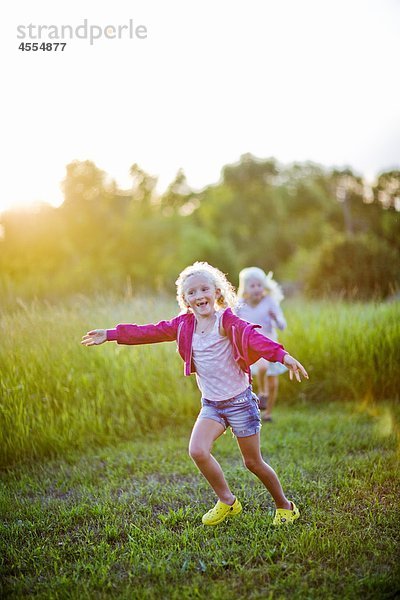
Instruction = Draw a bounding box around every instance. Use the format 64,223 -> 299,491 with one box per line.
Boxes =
237,266 -> 284,303
175,262 -> 237,313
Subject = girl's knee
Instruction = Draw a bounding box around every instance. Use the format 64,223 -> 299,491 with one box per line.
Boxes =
243,456 -> 263,473
189,445 -> 210,463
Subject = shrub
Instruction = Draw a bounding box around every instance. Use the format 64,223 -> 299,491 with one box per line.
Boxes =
305,234 -> 399,299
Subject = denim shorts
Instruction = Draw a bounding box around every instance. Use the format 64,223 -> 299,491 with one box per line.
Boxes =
198,386 -> 261,438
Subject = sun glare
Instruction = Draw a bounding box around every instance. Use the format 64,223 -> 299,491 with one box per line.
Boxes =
2,1 -> 399,213
1,170 -> 64,213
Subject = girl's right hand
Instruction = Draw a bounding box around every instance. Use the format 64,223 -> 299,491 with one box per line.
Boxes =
283,354 -> 309,382
81,329 -> 107,346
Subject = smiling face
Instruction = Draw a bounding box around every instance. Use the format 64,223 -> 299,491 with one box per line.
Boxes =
245,277 -> 265,304
182,273 -> 221,318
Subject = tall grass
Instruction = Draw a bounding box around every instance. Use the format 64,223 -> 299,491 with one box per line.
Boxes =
1,295 -> 398,467
279,299 -> 400,403
0,295 -> 197,468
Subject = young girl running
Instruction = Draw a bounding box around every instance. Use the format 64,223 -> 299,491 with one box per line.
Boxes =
81,262 -> 308,527
236,267 -> 288,422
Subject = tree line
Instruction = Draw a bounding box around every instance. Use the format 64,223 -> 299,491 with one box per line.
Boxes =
0,154 -> 399,302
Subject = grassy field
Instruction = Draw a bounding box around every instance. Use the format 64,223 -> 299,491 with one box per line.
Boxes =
0,296 -> 399,597
0,295 -> 399,466
1,401 -> 399,599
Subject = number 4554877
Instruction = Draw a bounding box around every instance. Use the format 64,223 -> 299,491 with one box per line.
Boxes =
19,42 -> 66,51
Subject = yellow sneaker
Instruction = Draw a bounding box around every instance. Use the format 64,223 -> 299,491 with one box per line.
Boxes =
272,501 -> 300,526
202,498 -> 242,526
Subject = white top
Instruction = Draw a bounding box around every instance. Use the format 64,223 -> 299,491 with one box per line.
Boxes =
236,296 -> 286,342
192,310 -> 249,401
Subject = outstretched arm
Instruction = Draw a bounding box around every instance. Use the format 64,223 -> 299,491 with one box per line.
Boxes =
81,317 -> 181,348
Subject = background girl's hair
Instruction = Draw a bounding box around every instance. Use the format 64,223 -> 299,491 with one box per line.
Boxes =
237,266 -> 284,303
176,262 -> 237,312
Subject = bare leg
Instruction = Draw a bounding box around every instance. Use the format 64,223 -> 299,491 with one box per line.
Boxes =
257,366 -> 269,417
265,375 -> 279,418
189,418 -> 235,505
257,366 -> 268,397
236,433 -> 291,509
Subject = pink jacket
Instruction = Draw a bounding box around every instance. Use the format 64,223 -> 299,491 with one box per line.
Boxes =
106,308 -> 287,379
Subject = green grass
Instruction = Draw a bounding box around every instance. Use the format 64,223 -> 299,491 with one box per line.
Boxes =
278,298 -> 400,403
0,295 -> 399,466
0,295 -> 198,467
1,402 -> 399,599
1,294 -> 399,596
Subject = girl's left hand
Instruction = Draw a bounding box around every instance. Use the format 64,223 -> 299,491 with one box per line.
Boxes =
283,354 -> 309,382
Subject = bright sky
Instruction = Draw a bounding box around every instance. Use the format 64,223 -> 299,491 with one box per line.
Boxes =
1,0 -> 399,212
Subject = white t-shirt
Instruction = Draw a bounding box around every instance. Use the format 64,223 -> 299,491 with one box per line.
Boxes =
236,296 -> 286,341
192,310 -> 249,401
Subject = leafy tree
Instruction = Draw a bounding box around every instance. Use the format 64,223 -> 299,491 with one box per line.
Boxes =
374,170 -> 400,209
160,169 -> 192,215
1,156 -> 398,302
305,234 -> 399,299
